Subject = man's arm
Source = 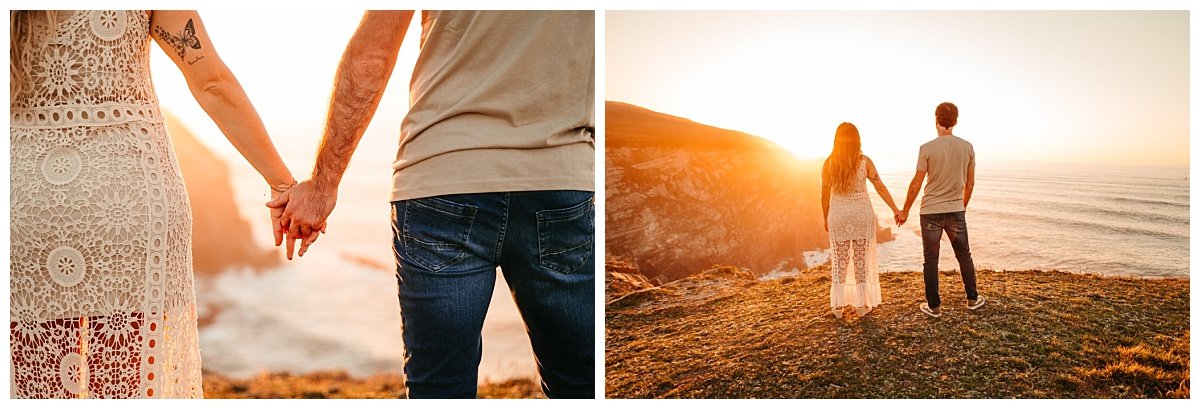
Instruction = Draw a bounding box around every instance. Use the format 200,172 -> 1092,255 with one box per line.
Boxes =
269,11 -> 415,259
899,171 -> 925,225
312,11 -> 414,193
963,161 -> 975,209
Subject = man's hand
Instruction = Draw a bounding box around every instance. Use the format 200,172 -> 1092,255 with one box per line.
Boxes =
260,11 -> 413,261
266,179 -> 335,260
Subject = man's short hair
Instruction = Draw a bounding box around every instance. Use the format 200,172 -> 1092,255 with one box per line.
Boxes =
936,102 -> 958,129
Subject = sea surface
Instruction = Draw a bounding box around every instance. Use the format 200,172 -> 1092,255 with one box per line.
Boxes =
835,163 -> 1189,278
196,128 -> 537,382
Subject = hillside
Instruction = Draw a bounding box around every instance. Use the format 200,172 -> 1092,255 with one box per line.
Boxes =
606,101 -> 894,283
605,261 -> 1190,398
202,371 -> 542,399
165,113 -> 280,276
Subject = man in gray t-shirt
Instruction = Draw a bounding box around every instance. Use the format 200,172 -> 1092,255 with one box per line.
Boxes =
899,102 -> 986,318
267,11 -> 594,398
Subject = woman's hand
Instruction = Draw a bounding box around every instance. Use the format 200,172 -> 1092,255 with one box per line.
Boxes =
269,180 -> 297,247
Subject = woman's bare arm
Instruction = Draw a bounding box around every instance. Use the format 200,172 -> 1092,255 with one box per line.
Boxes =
865,156 -> 900,214
150,10 -> 295,245
821,159 -> 831,232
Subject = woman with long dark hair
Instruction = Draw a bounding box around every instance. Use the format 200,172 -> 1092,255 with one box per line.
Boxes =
820,122 -> 901,319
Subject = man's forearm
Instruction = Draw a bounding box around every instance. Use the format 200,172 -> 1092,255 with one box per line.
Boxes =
963,183 -> 974,208
311,11 -> 413,190
963,164 -> 975,209
903,179 -> 921,212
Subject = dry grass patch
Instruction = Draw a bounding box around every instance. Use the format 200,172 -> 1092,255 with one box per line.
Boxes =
606,269 -> 1189,398
202,371 -> 543,399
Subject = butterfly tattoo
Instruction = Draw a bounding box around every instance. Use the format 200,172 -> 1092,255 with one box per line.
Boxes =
154,18 -> 202,60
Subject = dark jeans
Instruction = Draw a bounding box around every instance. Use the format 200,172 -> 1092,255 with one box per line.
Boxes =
391,190 -> 595,399
920,211 -> 978,309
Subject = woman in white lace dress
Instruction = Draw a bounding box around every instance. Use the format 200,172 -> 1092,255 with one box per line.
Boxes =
10,11 -> 296,398
821,123 -> 901,319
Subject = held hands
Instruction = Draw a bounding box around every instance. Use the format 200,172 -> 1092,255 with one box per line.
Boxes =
266,179 -> 336,260
894,209 -> 909,227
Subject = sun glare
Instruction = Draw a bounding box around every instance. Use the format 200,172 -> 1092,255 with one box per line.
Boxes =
607,11 -> 1189,170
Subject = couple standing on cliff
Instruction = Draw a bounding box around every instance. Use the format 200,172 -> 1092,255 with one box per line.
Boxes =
820,102 -> 986,319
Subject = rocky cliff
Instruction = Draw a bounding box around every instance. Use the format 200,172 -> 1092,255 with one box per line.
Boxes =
165,113 -> 280,276
607,101 -> 894,283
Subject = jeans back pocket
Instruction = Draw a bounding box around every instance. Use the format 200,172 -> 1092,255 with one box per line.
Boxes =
401,197 -> 477,273
536,194 -> 595,275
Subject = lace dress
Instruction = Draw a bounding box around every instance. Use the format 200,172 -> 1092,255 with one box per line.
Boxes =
9,11 -> 203,398
825,159 -> 882,309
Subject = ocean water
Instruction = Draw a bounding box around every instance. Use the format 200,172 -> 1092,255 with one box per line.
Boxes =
197,132 -> 538,382
197,261 -> 536,381
845,163 -> 1189,278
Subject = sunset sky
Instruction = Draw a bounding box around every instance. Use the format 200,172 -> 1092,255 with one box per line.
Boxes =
607,11 -> 1190,171
148,10 -> 430,245
150,10 -> 420,193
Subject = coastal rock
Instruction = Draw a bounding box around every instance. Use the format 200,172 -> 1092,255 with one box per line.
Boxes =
606,256 -> 659,303
876,225 -> 894,242
606,258 -> 760,313
166,112 -> 280,277
606,101 -> 892,283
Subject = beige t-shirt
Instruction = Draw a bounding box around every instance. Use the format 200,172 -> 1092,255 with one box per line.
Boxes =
916,135 -> 975,215
391,10 -> 595,201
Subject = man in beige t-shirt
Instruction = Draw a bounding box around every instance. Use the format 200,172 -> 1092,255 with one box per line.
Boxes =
899,102 -> 985,318
269,11 -> 594,398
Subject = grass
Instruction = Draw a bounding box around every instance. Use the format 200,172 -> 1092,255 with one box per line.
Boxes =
202,371 -> 543,399
605,267 -> 1190,398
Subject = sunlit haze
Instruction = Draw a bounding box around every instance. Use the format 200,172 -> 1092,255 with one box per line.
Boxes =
150,10 -> 419,196
148,10 -> 426,247
607,11 -> 1189,171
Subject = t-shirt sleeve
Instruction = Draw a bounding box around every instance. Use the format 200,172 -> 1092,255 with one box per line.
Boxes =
968,143 -> 976,168
915,145 -> 928,172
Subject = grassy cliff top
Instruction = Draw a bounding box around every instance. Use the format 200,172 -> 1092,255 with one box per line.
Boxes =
202,371 -> 543,399
606,267 -> 1189,398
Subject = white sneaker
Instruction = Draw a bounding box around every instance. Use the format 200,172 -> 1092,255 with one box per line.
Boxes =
967,295 -> 987,310
919,303 -> 942,318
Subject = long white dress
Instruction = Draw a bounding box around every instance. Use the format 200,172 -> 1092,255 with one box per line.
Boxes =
825,159 -> 882,309
9,11 -> 203,398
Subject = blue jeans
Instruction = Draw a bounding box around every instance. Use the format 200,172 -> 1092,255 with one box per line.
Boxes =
920,211 -> 978,309
391,190 -> 595,398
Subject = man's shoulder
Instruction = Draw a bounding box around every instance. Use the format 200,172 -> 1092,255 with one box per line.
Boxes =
926,135 -> 973,149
